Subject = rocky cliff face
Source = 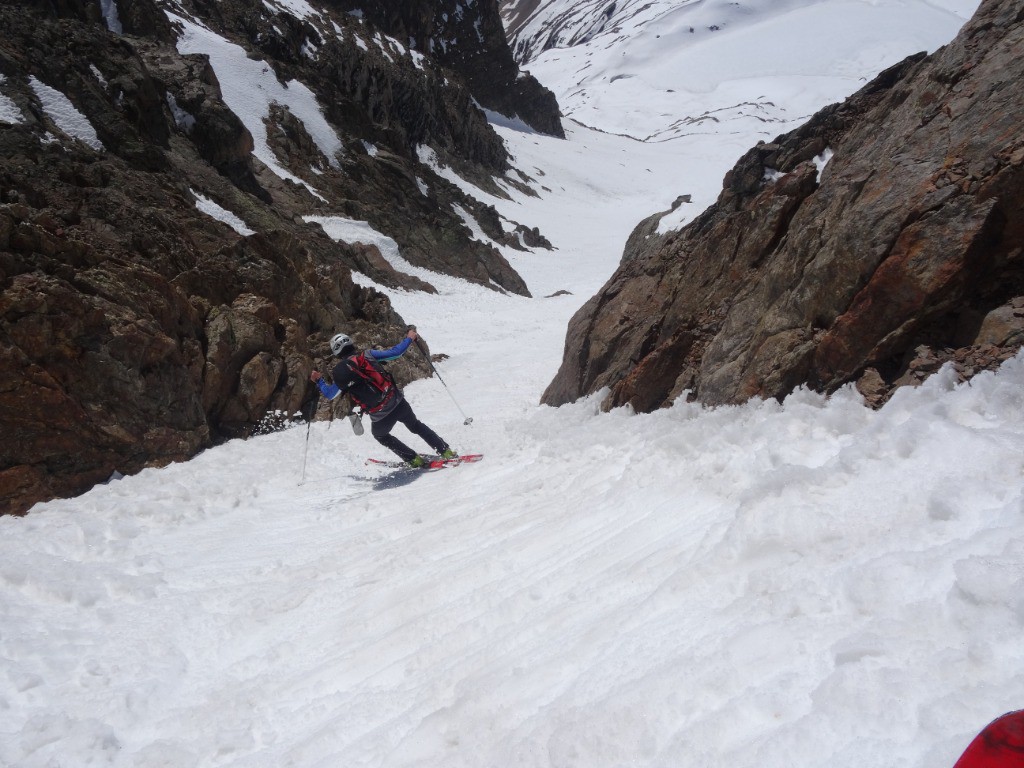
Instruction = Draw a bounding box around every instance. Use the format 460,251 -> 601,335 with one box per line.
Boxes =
347,0 -> 564,138
543,0 -> 1024,413
0,0 -> 556,514
501,0 -> 639,64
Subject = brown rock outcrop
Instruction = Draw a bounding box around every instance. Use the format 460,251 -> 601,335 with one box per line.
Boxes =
543,0 -> 1024,412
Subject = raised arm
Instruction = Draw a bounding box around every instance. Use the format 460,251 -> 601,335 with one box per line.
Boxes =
367,329 -> 418,362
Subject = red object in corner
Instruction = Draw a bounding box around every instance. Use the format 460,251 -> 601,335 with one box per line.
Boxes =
954,711 -> 1024,768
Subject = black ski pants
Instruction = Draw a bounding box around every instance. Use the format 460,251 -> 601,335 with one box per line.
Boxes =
371,399 -> 448,462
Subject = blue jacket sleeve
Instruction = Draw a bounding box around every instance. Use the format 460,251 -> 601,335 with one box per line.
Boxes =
315,377 -> 341,400
368,336 -> 413,362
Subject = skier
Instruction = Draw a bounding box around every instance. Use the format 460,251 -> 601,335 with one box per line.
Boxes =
309,328 -> 458,468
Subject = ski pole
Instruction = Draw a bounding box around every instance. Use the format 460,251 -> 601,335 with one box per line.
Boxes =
411,330 -> 473,426
299,391 -> 320,484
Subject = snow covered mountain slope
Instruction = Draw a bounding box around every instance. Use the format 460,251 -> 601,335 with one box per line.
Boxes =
504,0 -> 978,142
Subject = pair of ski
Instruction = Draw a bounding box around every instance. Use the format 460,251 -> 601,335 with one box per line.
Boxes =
366,453 -> 483,471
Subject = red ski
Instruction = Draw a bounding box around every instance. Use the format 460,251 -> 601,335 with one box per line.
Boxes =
367,454 -> 483,470
952,710 -> 1024,768
427,453 -> 483,469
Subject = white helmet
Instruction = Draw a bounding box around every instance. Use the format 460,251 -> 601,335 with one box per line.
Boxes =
330,333 -> 354,356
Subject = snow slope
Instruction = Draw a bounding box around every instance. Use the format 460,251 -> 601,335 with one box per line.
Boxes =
28,76 -> 104,151
2,2 -> 1020,767
513,0 -> 982,230
516,0 -> 975,154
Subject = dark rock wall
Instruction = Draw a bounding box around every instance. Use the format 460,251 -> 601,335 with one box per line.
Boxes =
543,0 -> 1024,412
0,125 -> 407,513
337,0 -> 564,137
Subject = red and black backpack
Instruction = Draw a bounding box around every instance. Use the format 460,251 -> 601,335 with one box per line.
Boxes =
345,353 -> 397,413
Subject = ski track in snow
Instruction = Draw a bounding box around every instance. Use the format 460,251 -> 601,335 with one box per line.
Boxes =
2,363 -> 1023,767
1,1 -> 1018,767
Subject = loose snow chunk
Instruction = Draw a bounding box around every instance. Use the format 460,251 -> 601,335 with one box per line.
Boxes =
453,202 -> 514,247
763,167 -> 785,183
304,215 -> 396,254
303,215 -> 408,281
89,65 -> 108,88
387,35 -> 408,57
452,203 -> 494,247
274,79 -> 338,167
373,33 -> 394,62
362,141 -> 379,157
389,36 -> 428,71
0,76 -> 25,124
814,148 -> 834,182
262,0 -> 319,21
0,94 -> 23,124
305,214 -> 471,294
29,77 -> 104,151
166,92 -> 196,133
416,144 -> 494,201
192,190 -> 255,236
99,0 -> 122,33
656,194 -> 702,235
417,144 -> 441,170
